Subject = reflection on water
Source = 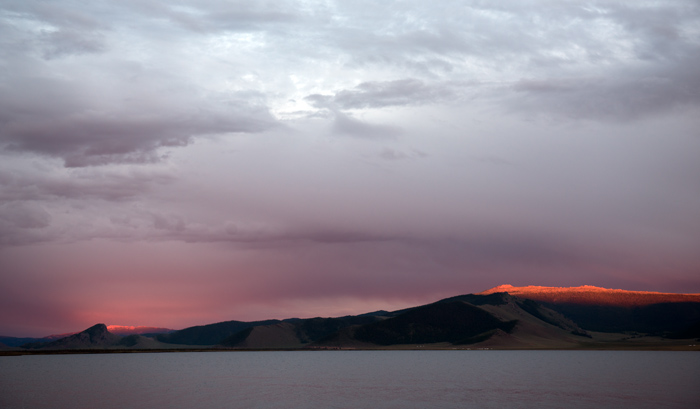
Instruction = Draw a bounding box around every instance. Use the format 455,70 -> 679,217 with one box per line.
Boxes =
1,350 -> 698,409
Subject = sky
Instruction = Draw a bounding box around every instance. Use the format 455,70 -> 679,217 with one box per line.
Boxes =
1,0 -> 699,337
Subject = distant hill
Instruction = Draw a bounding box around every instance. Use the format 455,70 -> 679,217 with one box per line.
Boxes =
1,330 -> 86,348
7,285 -> 700,353
0,341 -> 17,350
479,285 -> 700,334
1,325 -> 172,347
479,285 -> 700,306
220,314 -> 387,348
312,292 -> 590,349
36,324 -> 122,349
20,324 -> 188,350
0,336 -> 46,348
157,319 -> 282,345
355,300 -> 516,345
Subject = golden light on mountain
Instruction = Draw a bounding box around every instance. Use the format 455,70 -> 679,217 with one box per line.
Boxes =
479,285 -> 700,307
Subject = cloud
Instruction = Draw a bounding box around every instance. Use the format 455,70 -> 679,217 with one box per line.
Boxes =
1,0 -> 700,336
508,52 -> 700,120
333,79 -> 457,109
0,1 -> 279,167
139,213 -> 396,246
317,1 -> 700,121
0,167 -> 174,202
331,111 -> 401,139
378,147 -> 428,161
305,94 -> 402,138
0,165 -> 177,246
11,109 -> 272,167
95,0 -> 303,35
0,202 -> 51,229
40,28 -> 107,59
0,202 -> 52,246
0,82 -> 277,166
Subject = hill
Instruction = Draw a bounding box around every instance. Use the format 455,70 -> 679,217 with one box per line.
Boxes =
156,319 -> 281,345
37,324 -> 122,349
311,292 -> 591,349
479,285 -> 700,334
219,314 -> 387,348
19,324 -> 196,351
479,285 -> 700,306
7,285 -> 700,353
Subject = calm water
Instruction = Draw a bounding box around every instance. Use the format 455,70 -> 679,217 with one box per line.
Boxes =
1,350 -> 698,409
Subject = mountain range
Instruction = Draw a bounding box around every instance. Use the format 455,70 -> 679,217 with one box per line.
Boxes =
2,285 -> 699,352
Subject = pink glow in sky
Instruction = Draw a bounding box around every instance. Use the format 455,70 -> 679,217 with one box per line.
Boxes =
1,1 -> 700,337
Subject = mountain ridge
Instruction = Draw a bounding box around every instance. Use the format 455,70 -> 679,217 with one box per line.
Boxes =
479,285 -> 700,334
5,285 -> 699,352
479,285 -> 700,307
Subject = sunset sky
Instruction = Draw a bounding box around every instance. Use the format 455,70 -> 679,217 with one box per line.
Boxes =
1,0 -> 699,337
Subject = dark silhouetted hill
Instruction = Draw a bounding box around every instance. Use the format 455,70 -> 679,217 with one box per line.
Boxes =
157,319 -> 281,345
219,314 -> 386,348
311,292 -> 592,348
1,336 -> 47,348
7,285 -> 700,352
31,324 -> 122,349
351,300 -> 517,345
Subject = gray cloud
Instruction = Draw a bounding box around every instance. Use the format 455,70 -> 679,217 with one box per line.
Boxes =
378,147 -> 428,161
307,79 -> 463,111
140,213 -> 396,246
0,58 -> 276,165
0,1 -> 279,167
40,28 -> 107,59
318,1 -> 700,120
508,52 -> 700,120
2,103 -> 275,167
0,202 -> 52,246
0,202 -> 51,229
331,111 -> 401,139
305,94 -> 402,138
0,168 -> 174,202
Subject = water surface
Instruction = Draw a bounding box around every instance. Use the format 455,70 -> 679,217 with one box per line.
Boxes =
1,350 -> 698,408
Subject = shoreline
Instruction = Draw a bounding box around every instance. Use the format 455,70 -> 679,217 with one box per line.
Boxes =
3,342 -> 699,356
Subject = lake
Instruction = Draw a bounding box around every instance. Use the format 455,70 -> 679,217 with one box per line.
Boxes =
1,350 -> 698,408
